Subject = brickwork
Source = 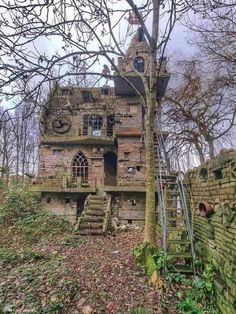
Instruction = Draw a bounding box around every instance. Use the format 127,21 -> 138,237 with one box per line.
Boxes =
112,192 -> 146,224
117,137 -> 145,186
186,149 -> 236,314
39,145 -> 117,188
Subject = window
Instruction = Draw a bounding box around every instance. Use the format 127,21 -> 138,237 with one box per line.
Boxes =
133,57 -> 145,72
129,104 -> 138,113
199,168 -> 208,180
128,167 -> 135,174
214,169 -> 223,180
101,87 -> 109,96
72,152 -> 88,183
61,88 -> 72,96
107,114 -> 115,136
53,149 -> 62,156
82,114 -> 103,136
46,197 -> 51,203
137,27 -> 144,42
124,152 -> 130,159
82,90 -> 92,102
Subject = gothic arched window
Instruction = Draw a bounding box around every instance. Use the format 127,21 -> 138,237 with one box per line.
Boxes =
72,152 -> 88,183
133,57 -> 145,72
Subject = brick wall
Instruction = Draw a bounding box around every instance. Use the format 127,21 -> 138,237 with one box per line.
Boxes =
117,137 -> 145,186
112,192 -> 146,224
186,149 -> 236,314
39,145 -> 116,188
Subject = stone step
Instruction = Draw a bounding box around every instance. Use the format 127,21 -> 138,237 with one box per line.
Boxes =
87,204 -> 105,211
79,222 -> 103,230
86,210 -> 105,217
88,199 -> 105,205
89,195 -> 106,200
83,216 -> 104,223
76,229 -> 105,236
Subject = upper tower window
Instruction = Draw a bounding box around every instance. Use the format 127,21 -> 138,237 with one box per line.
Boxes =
133,57 -> 145,72
137,27 -> 144,42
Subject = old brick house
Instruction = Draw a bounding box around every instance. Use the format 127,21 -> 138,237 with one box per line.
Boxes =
32,30 -> 170,228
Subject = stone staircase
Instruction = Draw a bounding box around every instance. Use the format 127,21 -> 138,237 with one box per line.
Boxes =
75,192 -> 111,235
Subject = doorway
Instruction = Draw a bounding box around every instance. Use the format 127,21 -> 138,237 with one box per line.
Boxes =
76,195 -> 86,218
104,151 -> 117,186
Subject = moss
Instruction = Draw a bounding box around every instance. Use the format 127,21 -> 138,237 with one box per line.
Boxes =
146,253 -> 157,278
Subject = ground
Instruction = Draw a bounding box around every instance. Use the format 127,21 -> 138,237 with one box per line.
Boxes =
0,228 -> 181,314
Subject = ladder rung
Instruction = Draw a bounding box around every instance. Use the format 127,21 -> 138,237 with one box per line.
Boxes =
167,240 -> 190,244
166,192 -> 179,195
168,253 -> 192,258
167,217 -> 185,222
168,227 -> 187,231
166,207 -> 183,210
170,265 -> 193,273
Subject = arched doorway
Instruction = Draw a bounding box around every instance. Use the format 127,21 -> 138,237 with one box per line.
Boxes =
72,152 -> 88,184
104,152 -> 117,186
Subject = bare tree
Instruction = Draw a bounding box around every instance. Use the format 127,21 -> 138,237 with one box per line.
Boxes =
0,109 -> 15,184
163,60 -> 236,164
0,103 -> 39,185
186,0 -> 236,86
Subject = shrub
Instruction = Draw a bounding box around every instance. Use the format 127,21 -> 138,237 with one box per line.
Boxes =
0,187 -> 41,225
0,187 -> 72,240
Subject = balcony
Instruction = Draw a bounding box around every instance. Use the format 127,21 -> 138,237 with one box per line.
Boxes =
29,176 -> 97,193
41,134 -> 115,146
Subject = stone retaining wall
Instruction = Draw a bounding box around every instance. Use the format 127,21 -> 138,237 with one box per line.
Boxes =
186,149 -> 236,314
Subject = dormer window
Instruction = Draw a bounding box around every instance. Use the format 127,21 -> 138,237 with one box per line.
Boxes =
133,57 -> 145,72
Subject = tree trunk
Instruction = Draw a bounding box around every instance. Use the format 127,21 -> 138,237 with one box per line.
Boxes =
144,93 -> 156,245
208,139 -> 215,160
194,142 -> 205,164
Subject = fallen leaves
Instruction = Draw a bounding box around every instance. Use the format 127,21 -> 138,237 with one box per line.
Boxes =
0,229 -> 180,313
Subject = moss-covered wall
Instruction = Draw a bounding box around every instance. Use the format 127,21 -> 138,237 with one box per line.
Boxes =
186,149 -> 236,314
